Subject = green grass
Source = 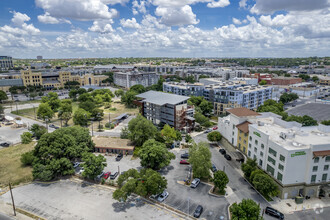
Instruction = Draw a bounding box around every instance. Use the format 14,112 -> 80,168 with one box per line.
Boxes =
0,142 -> 35,187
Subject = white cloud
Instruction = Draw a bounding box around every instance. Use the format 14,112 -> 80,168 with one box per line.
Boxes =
207,0 -> 230,8
38,12 -> 71,24
11,11 -> 30,26
239,0 -> 248,8
35,0 -> 119,21
250,0 -> 330,14
155,5 -> 199,26
101,0 -> 130,5
232,18 -> 242,25
132,0 -> 148,15
120,18 -> 140,29
89,20 -> 114,33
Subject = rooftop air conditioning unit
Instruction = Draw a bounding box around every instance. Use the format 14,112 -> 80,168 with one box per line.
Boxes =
258,121 -> 264,126
280,132 -> 286,140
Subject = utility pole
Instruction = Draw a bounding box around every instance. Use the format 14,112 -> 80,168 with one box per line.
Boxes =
108,113 -> 111,125
9,182 -> 16,216
15,100 -> 18,114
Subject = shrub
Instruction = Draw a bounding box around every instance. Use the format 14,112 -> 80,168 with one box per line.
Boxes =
21,132 -> 33,144
21,151 -> 35,166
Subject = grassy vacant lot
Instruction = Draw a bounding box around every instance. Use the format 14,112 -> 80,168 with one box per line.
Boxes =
0,142 -> 35,187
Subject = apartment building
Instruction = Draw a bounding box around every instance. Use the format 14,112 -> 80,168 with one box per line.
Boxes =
135,91 -> 195,132
164,81 -> 273,115
218,109 -> 330,199
0,56 -> 13,70
113,71 -> 160,88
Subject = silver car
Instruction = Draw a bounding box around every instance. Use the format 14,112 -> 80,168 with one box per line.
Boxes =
190,178 -> 200,188
157,191 -> 169,202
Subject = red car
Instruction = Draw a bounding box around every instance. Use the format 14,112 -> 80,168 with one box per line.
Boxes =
180,160 -> 190,165
103,172 -> 111,179
213,126 -> 218,130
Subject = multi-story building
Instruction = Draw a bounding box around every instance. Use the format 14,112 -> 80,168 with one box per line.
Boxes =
319,76 -> 330,86
164,81 -> 272,115
135,91 -> 195,132
114,71 -> 160,88
218,109 -> 330,199
0,56 -> 13,70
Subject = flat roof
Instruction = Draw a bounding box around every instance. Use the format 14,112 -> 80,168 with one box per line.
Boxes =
227,108 -> 260,117
136,91 -> 189,105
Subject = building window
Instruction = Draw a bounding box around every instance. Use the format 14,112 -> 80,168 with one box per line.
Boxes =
268,148 -> 277,157
253,155 -> 257,160
233,125 -> 235,129
311,175 -> 316,183
260,152 -> 263,157
278,164 -> 284,171
313,166 -> 318,172
248,151 -> 251,157
280,155 -> 285,162
244,140 -> 246,144
249,144 -> 251,148
249,136 -> 252,141
238,143 -> 241,148
326,156 -> 330,162
259,159 -> 263,166
255,140 -> 258,145
314,157 -> 319,163
322,174 -> 328,182
239,137 -> 241,141
261,144 -> 264,149
266,164 -> 275,176
277,172 -> 283,182
324,165 -> 329,171
267,156 -> 276,166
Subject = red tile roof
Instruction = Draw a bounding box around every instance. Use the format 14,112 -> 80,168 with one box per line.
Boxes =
313,150 -> 330,157
236,121 -> 251,133
226,108 -> 260,117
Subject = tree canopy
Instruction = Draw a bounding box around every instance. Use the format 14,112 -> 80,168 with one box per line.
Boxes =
230,199 -> 262,220
0,90 -> 8,102
189,142 -> 212,179
127,115 -> 157,146
188,96 -> 213,115
81,152 -> 107,180
241,158 -> 258,181
279,93 -> 298,104
161,124 -> 178,145
73,108 -> 90,126
130,84 -> 146,94
212,170 -> 229,194
207,131 -> 222,142
139,139 -> 175,170
37,103 -> 54,120
29,124 -> 47,140
41,92 -> 61,111
121,90 -> 137,107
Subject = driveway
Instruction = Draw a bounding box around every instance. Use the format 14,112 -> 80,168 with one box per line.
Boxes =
159,148 -> 229,220
0,180 -> 181,220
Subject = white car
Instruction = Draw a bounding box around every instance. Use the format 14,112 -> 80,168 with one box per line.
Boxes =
73,162 -> 80,168
97,171 -> 105,179
157,191 -> 169,202
78,167 -> 84,175
190,178 -> 200,188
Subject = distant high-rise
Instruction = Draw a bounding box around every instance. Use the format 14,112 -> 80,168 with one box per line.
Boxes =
37,56 -> 43,60
0,56 -> 13,70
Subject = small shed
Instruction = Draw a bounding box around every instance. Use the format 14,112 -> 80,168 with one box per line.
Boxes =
92,137 -> 135,155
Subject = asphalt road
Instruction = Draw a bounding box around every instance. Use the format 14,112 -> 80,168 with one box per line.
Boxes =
0,213 -> 13,220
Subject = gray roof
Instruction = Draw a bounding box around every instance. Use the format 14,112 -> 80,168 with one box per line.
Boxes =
0,79 -> 23,87
136,91 -> 189,105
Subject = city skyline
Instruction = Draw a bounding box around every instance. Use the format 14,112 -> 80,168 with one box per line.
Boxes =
0,0 -> 329,58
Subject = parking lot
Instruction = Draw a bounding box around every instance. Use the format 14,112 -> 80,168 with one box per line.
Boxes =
286,103 -> 330,121
0,180 -> 180,220
159,148 -> 229,220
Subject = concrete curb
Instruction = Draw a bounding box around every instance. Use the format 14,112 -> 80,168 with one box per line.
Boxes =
16,207 -> 47,220
227,203 -> 232,220
208,186 -> 225,198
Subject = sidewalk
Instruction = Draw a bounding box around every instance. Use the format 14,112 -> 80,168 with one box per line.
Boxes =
0,200 -> 32,220
270,197 -> 330,214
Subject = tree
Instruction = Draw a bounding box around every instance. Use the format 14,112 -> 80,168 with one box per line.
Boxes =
0,90 -> 8,102
79,100 -> 95,112
113,168 -> 167,202
139,139 -> 175,170
61,112 -> 72,126
188,96 -> 212,115
257,99 -> 284,115
29,92 -> 38,100
212,170 -> 229,194
94,94 -> 103,105
91,108 -> 104,120
185,134 -> 193,143
161,124 -> 177,146
253,174 -> 279,198
189,142 -> 212,179
115,89 -> 124,97
37,103 -> 54,120
29,124 -> 47,139
42,92 -> 61,111
21,151 -> 35,166
299,74 -> 310,81
312,76 -> 319,82
21,132 -> 33,144
128,115 -> 157,146
130,84 -> 146,94
230,199 -> 262,220
199,99 -> 213,115
207,131 -> 222,143
59,100 -> 72,115
194,112 -> 212,127
321,120 -> 330,125
78,92 -> 93,102
0,104 -> 4,115
279,93 -> 298,104
73,108 -> 90,126
241,158 -> 257,181
259,80 -> 267,85
81,152 -> 107,180
250,169 -> 264,183
121,90 -> 137,107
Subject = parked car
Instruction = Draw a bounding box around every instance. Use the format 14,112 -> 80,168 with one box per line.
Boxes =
265,206 -> 284,219
211,164 -> 217,172
190,178 -> 200,188
110,172 -> 119,180
49,124 -> 59,129
73,162 -> 80,168
224,154 -> 232,161
193,205 -> 204,218
97,171 -> 105,179
204,128 -> 212,133
103,172 -> 111,179
181,153 -> 189,159
116,154 -> 123,161
180,160 -> 190,165
78,167 -> 84,175
157,191 -> 169,202
236,158 -> 244,163
0,142 -> 10,147
219,149 -> 226,155
212,126 -> 218,130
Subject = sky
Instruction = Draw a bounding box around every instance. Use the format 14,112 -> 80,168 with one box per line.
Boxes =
0,0 -> 329,59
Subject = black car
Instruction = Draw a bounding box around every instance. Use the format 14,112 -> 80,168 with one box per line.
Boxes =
265,207 -> 284,219
49,124 -> 59,129
224,154 -> 232,161
116,154 -> 123,161
211,164 -> 217,172
110,172 -> 119,180
0,142 -> 10,147
181,153 -> 189,159
219,149 -> 226,155
193,205 -> 203,218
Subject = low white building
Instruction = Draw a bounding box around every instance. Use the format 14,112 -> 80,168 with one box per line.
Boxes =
113,71 -> 160,88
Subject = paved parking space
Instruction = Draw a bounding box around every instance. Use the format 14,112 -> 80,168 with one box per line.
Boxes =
0,125 -> 28,146
0,180 -> 180,220
159,149 -> 229,220
286,103 -> 330,121
103,154 -> 141,178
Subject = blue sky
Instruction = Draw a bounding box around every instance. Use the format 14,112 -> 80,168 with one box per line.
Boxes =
0,0 -> 329,58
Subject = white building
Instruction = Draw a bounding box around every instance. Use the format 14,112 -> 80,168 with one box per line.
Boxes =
113,71 -> 160,88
